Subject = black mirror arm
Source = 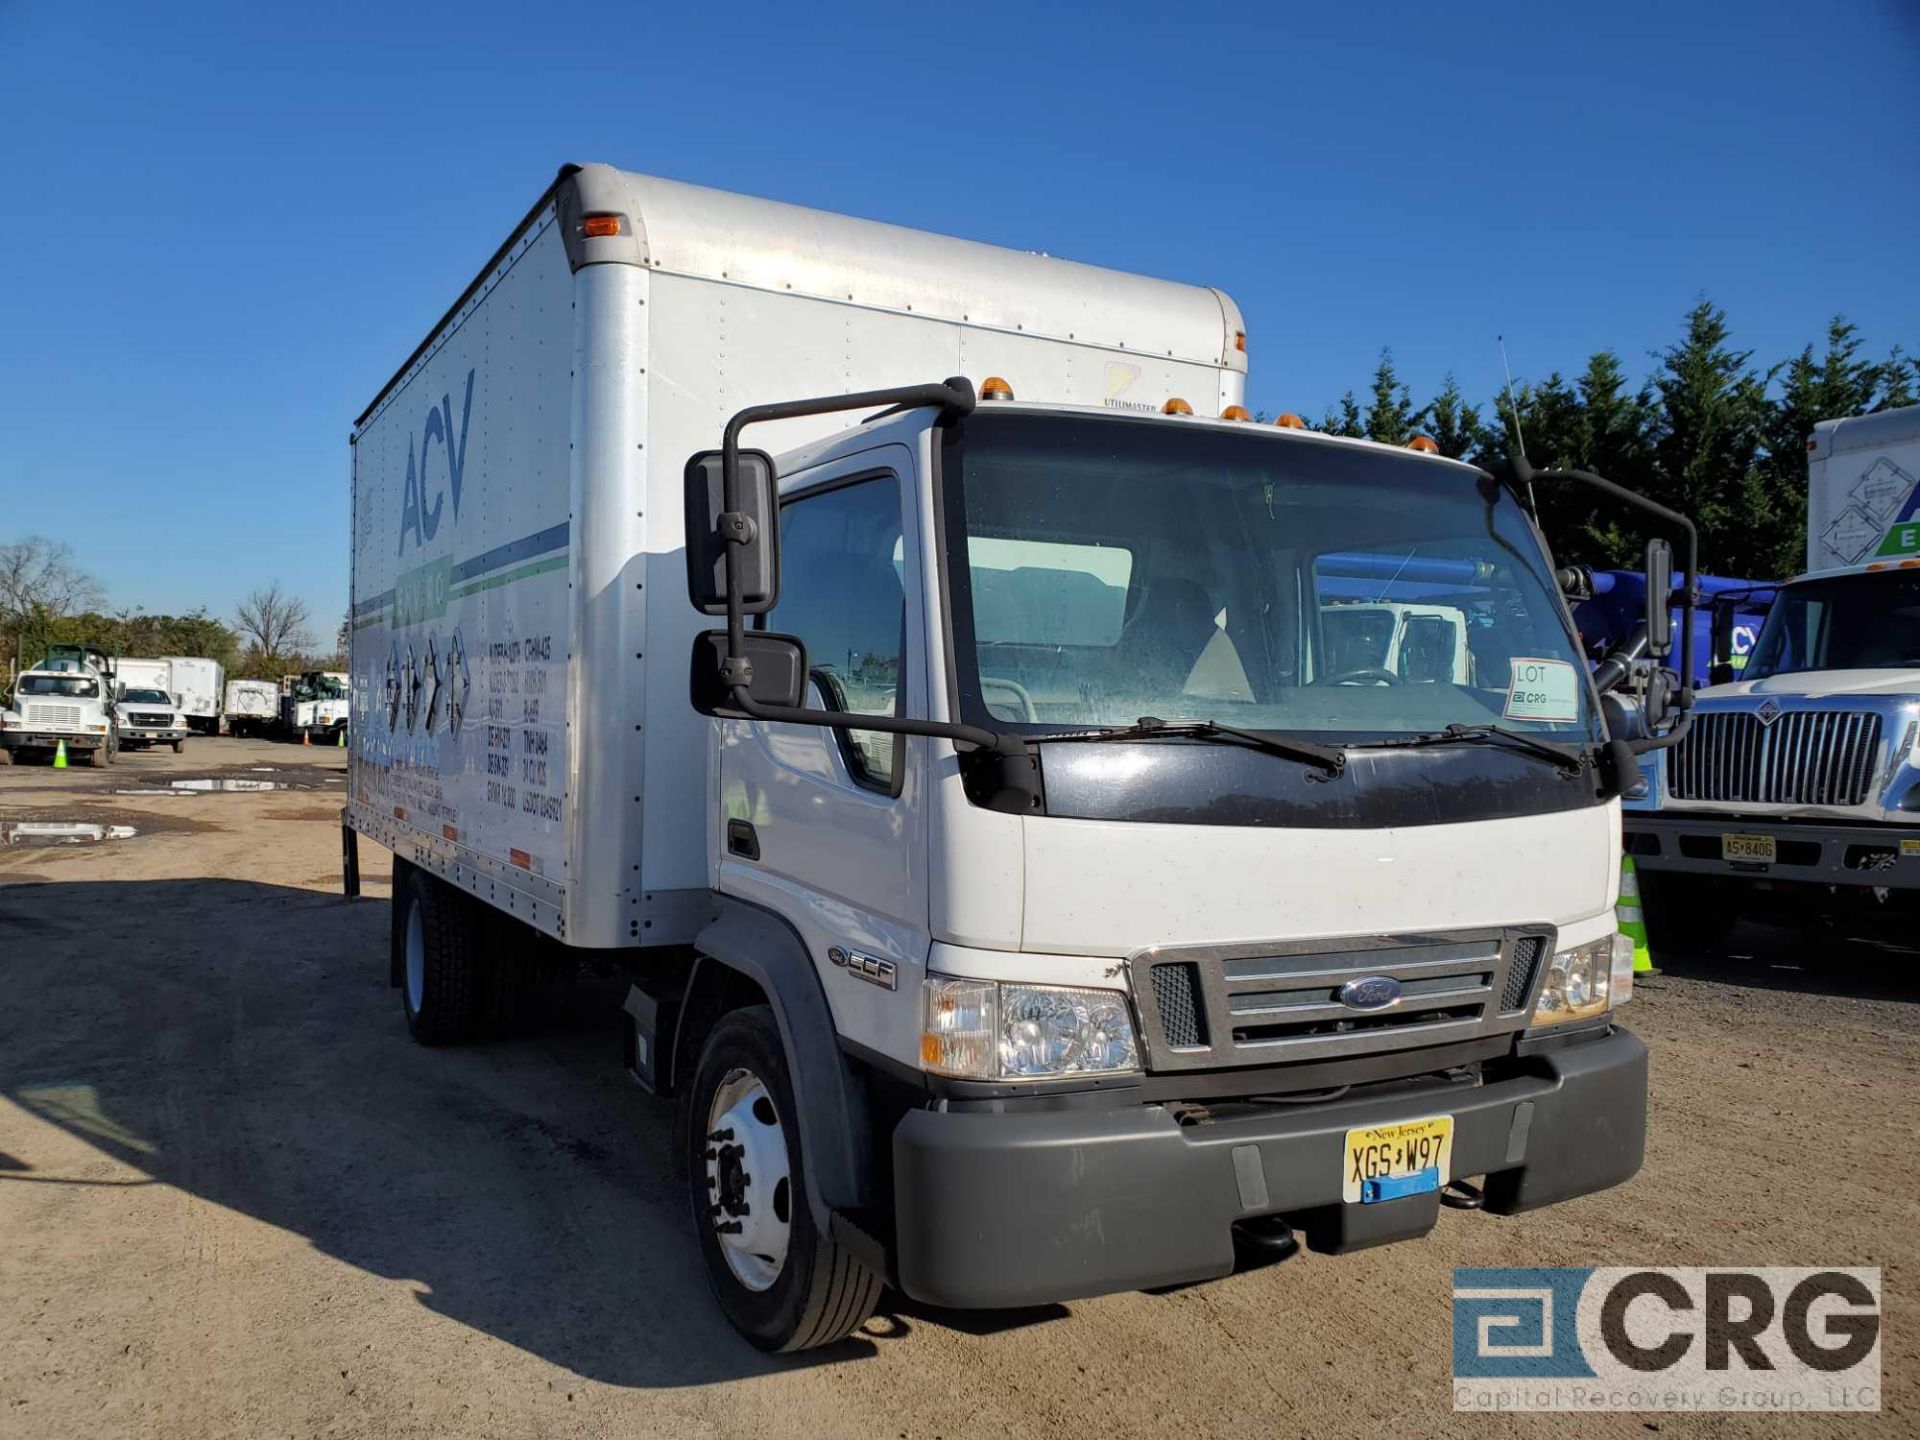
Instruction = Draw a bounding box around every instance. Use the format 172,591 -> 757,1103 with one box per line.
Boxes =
1504,455 -> 1699,716
714,377 -> 1023,757
1590,625 -> 1649,696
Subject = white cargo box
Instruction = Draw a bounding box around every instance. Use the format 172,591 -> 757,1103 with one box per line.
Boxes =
1807,402 -> 1920,572
348,162 -> 1245,949
115,657 -> 172,697
224,678 -> 279,720
163,656 -> 224,722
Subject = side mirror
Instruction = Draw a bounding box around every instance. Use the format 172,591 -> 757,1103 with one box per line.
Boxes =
690,631 -> 807,717
684,449 -> 780,616
1708,662 -> 1735,687
1643,538 -> 1673,658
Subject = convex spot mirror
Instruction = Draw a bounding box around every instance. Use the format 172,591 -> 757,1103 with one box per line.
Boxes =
685,448 -> 780,616
1644,538 -> 1674,658
689,631 -> 808,717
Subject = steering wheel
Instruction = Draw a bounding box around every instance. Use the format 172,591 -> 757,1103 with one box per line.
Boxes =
1321,667 -> 1403,686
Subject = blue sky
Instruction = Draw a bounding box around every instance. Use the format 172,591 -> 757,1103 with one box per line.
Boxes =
2,0 -> 1915,631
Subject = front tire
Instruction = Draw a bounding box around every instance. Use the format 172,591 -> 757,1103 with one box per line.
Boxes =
686,1005 -> 881,1352
396,869 -> 484,1045
171,739 -> 185,754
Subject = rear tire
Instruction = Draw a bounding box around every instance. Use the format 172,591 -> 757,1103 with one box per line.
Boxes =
396,869 -> 485,1045
685,1005 -> 882,1352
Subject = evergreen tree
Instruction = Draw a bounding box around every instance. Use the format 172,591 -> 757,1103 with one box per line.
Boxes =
1362,350 -> 1421,446
1320,391 -> 1364,438
1646,300 -> 1769,573
1876,346 -> 1917,410
1424,374 -> 1484,459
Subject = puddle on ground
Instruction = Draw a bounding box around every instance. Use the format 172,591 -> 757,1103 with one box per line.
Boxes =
165,778 -> 315,793
1,822 -> 139,846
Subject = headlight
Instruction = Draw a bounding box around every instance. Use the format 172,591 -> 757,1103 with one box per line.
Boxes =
921,975 -> 1140,1080
1530,934 -> 1633,1027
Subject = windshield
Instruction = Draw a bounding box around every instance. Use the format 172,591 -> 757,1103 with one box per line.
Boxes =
296,675 -> 348,700
122,688 -> 172,705
1745,572 -> 1920,678
941,414 -> 1598,742
19,674 -> 99,698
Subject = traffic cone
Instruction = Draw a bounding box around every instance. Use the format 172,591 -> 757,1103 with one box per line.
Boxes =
337,727 -> 346,748
53,739 -> 68,769
302,729 -> 311,747
1618,854 -> 1655,976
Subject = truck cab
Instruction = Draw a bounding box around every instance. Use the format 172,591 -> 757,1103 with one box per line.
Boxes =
1625,403 -> 1920,941
668,390 -> 1669,1336
115,685 -> 190,751
281,671 -> 349,742
2,646 -> 119,765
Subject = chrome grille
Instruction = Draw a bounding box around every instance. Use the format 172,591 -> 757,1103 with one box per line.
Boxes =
25,703 -> 81,727
1670,710 -> 1882,806
1129,927 -> 1554,1073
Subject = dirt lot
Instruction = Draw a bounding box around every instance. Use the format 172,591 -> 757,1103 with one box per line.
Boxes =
0,738 -> 1914,1439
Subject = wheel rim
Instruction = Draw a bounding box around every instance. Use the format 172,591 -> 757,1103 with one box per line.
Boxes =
404,901 -> 426,1014
704,1067 -> 792,1291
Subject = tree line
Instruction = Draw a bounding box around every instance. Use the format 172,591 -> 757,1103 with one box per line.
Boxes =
1,545 -> 344,688
1290,301 -> 1916,579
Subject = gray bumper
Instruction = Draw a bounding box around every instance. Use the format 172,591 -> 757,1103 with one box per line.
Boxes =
1625,813 -> 1920,890
121,728 -> 186,741
2,731 -> 103,750
892,1027 -> 1646,1308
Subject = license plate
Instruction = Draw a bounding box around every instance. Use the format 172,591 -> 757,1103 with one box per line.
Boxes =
1343,1115 -> 1453,1204
1722,832 -> 1777,863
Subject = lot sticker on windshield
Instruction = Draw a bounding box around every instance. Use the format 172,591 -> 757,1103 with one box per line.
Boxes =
1503,657 -> 1579,722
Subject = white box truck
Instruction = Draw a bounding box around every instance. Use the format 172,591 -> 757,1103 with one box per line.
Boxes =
347,163 -> 1690,1351
222,678 -> 281,736
162,656 -> 225,734
1627,402 -> 1920,943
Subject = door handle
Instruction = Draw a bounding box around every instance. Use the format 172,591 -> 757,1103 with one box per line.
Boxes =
726,819 -> 760,861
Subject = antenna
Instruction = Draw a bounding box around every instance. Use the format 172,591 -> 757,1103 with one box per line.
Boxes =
1497,335 -> 1538,514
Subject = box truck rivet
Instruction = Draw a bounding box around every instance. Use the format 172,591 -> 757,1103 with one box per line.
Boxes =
346,162 -> 1696,1351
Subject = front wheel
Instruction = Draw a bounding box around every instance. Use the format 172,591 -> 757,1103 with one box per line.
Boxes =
686,1006 -> 881,1352
171,739 -> 185,754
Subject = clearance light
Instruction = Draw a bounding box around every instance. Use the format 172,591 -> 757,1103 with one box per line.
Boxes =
1220,405 -> 1252,422
1407,435 -> 1440,454
1234,331 -> 1247,353
1275,413 -> 1307,429
1163,397 -> 1194,415
980,376 -> 1015,401
580,214 -> 624,238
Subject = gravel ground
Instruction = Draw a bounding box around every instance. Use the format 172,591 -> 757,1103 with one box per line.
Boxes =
1,739 -> 1914,1439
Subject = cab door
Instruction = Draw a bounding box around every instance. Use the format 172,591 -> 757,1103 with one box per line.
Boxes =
714,443 -> 930,1053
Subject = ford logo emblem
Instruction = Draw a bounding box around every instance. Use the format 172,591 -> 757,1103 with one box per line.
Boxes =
1338,976 -> 1402,1011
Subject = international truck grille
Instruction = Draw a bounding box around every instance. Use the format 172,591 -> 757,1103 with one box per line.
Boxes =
25,704 -> 81,728
1130,927 -> 1554,1073
1669,710 -> 1882,807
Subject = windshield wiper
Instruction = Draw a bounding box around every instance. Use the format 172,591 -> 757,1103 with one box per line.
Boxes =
1038,715 -> 1346,777
1352,722 -> 1588,775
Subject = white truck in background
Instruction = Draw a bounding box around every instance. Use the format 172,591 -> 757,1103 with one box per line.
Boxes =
345,163 -> 1691,1352
115,685 -> 190,752
163,656 -> 226,734
1628,402 -> 1920,944
281,671 -> 349,742
223,678 -> 281,736
2,645 -> 120,765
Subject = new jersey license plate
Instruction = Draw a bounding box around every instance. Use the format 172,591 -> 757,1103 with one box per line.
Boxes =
1343,1115 -> 1453,1204
1722,832 -> 1777,863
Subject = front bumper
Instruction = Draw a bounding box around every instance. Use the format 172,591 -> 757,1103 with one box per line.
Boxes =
2,730 -> 104,751
1626,813 -> 1920,890
121,727 -> 187,742
892,1025 -> 1645,1308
